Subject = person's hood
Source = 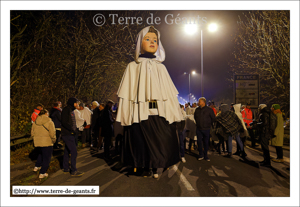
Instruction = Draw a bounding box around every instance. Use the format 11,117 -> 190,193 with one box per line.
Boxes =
220,104 -> 230,112
35,115 -> 51,126
258,104 -> 267,111
233,103 -> 247,131
134,26 -> 165,63
67,97 -> 79,110
258,104 -> 268,114
233,103 -> 241,114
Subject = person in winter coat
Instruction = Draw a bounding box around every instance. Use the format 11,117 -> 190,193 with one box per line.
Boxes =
31,103 -> 44,123
79,103 -> 92,147
96,103 -> 105,150
194,97 -> 216,161
50,101 -> 62,149
208,101 -> 217,116
257,104 -> 275,167
74,104 -> 85,146
101,100 -> 115,160
61,97 -> 84,176
271,104 -> 284,163
215,104 -> 245,158
232,104 -> 248,158
242,103 -> 256,147
91,101 -> 101,149
31,109 -> 56,178
185,102 -> 193,115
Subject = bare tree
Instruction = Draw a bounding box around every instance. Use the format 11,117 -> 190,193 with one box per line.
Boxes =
229,11 -> 290,110
10,11 -> 153,136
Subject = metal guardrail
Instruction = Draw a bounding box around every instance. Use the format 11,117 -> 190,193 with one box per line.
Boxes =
10,134 -> 32,147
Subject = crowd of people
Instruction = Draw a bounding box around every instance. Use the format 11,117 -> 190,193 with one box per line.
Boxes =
30,98 -> 116,178
179,98 -> 284,168
30,96 -> 284,179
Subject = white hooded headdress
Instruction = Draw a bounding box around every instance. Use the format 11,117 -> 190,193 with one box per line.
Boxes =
134,26 -> 166,63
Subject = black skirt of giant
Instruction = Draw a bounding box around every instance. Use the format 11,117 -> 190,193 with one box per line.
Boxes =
121,115 -> 180,168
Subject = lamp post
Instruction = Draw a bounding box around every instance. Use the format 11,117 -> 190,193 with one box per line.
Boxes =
184,71 -> 196,103
185,23 -> 218,97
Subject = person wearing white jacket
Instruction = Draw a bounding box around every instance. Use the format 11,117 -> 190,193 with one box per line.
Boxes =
74,105 -> 85,146
79,103 -> 92,147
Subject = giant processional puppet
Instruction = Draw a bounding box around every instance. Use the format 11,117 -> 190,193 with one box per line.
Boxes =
116,26 -> 183,177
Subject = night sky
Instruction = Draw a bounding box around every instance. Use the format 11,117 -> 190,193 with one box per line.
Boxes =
150,10 -> 244,104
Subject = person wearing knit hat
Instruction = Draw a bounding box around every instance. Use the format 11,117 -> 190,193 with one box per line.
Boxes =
271,104 -> 284,163
272,104 -> 280,110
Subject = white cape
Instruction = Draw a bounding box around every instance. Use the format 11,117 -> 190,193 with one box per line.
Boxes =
116,26 -> 183,126
116,58 -> 183,126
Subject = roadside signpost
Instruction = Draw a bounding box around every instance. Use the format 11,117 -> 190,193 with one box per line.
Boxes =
234,74 -> 260,109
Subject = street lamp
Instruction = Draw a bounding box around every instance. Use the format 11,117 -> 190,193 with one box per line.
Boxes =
208,23 -> 218,32
184,23 -> 218,97
184,70 -> 196,103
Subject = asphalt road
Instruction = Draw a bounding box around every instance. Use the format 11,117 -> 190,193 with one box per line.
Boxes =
42,141 -> 290,197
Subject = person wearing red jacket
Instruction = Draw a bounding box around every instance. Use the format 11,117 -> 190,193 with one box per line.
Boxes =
31,103 -> 44,123
241,103 -> 256,147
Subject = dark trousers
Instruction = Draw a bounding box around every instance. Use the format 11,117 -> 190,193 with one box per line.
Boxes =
196,129 -> 210,159
217,135 -> 226,153
115,134 -> 123,154
236,136 -> 246,152
188,139 -> 196,151
260,135 -> 270,164
81,128 -> 90,144
75,129 -> 79,147
35,146 -> 53,174
54,130 -> 61,147
178,130 -> 185,158
104,136 -> 112,158
248,128 -> 256,147
92,128 -> 99,147
62,135 -> 77,173
275,146 -> 283,159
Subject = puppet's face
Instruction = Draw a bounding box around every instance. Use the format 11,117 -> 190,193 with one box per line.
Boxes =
141,32 -> 158,54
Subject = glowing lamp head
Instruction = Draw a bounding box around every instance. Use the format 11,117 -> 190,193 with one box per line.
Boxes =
184,24 -> 197,35
208,23 -> 218,32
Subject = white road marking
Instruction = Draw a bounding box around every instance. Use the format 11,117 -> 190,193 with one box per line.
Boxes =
207,167 -> 216,177
171,164 -> 195,191
211,166 -> 229,177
